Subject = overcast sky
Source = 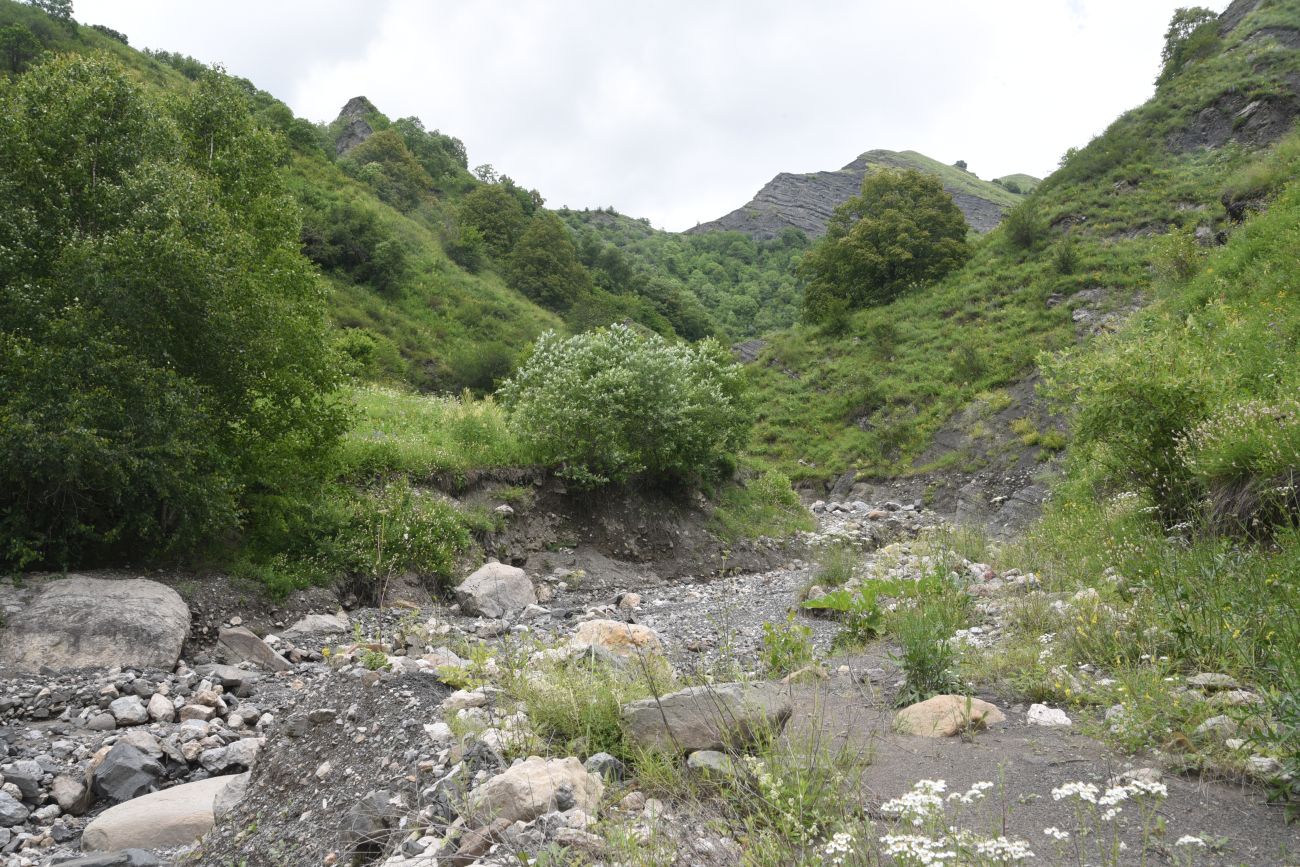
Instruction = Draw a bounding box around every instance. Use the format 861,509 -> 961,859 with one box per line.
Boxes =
75,1 -> 1224,231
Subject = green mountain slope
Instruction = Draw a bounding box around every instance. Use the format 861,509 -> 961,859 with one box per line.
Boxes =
685,148 -> 1031,240
744,0 -> 1300,493
557,208 -> 809,339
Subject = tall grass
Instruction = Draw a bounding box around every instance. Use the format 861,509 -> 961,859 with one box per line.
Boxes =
338,385 -> 532,480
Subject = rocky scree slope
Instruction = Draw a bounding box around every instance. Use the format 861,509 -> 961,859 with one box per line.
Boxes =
686,149 -> 1029,240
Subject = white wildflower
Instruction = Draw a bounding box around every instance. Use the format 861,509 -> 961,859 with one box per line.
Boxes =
973,836 -> 1035,862
1176,836 -> 1206,847
1051,782 -> 1098,803
1043,827 -> 1069,841
1098,786 -> 1129,807
947,781 -> 995,805
823,830 -> 854,865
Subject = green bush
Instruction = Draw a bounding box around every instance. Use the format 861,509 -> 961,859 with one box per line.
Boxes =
1052,237 -> 1080,275
1002,199 -> 1047,250
1179,398 -> 1300,531
760,614 -> 816,676
891,606 -> 961,706
498,325 -> 750,487
711,470 -> 813,541
332,478 -> 470,604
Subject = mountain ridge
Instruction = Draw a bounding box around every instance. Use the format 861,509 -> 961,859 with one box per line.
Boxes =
686,148 -> 1034,240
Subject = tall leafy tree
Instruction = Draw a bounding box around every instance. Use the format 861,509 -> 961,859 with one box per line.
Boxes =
800,168 -> 969,321
0,54 -> 343,568
0,23 -> 41,73
506,211 -> 593,312
457,184 -> 527,258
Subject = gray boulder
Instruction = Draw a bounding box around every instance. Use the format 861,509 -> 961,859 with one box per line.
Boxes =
92,743 -> 164,803
0,790 -> 28,827
622,682 -> 792,753
3,759 -> 42,801
217,627 -> 291,672
109,696 -> 148,727
52,773 -> 92,816
455,562 -> 536,619
0,576 -> 188,675
194,663 -> 262,692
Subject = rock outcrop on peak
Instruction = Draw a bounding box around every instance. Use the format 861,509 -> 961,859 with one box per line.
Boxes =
334,95 -> 378,156
686,149 -> 1033,240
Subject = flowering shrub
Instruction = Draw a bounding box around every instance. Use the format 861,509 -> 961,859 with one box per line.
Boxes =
333,478 -> 470,604
498,325 -> 750,487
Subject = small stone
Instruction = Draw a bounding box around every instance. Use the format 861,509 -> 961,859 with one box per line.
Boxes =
146,693 -> 175,723
179,704 -> 215,723
618,791 -> 646,812
1188,672 -> 1239,691
1194,715 -> 1238,740
51,775 -> 90,816
1027,704 -> 1072,727
87,712 -> 117,732
686,750 -> 734,777
583,752 -> 626,780
0,791 -> 29,827
1248,756 -> 1286,779
441,690 -> 488,713
109,696 -> 148,727
895,695 -> 1005,737
1210,689 -> 1263,708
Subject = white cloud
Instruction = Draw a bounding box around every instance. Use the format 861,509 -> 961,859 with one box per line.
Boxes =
74,0 -> 1223,230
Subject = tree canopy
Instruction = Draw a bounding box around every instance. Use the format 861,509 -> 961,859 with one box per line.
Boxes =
506,211 -> 593,311
0,54 -> 344,568
799,168 -> 969,322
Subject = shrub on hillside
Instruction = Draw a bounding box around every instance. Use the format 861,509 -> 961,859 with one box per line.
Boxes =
498,325 -> 750,487
1002,199 -> 1047,250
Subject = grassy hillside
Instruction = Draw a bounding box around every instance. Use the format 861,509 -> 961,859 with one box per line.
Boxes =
744,0 -> 1300,487
0,0 -> 574,393
857,149 -> 1025,208
994,172 -> 1040,194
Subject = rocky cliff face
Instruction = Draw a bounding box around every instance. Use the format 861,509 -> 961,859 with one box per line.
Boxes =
687,149 -> 1027,240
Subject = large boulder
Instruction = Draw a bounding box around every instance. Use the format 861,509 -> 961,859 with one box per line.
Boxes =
455,562 -> 537,619
0,576 -> 188,675
81,774 -> 244,852
621,683 -> 792,753
92,742 -> 165,803
570,619 -> 663,659
465,756 -> 603,827
217,626 -> 292,672
894,695 -> 1006,737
